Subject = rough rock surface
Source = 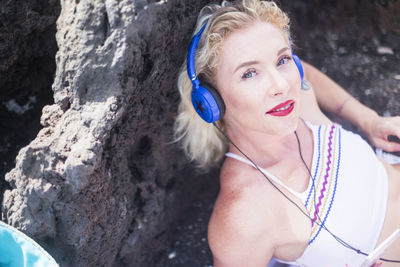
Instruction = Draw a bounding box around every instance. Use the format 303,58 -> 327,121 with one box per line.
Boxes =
2,0 -> 215,266
0,0 -> 60,214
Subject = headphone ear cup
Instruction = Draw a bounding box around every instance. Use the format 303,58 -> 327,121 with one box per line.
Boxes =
203,83 -> 225,118
191,83 -> 225,123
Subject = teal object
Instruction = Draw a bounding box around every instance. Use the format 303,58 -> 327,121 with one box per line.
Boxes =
0,220 -> 58,267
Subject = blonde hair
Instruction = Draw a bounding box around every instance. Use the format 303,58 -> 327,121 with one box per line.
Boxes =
174,0 -> 291,169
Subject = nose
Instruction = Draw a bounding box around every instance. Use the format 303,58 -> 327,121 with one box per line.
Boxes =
266,68 -> 290,97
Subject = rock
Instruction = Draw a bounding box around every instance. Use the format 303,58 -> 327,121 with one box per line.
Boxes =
2,0 -> 213,266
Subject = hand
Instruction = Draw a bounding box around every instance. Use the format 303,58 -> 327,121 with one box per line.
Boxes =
362,116 -> 400,152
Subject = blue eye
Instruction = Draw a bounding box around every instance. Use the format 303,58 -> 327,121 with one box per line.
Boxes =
277,56 -> 291,66
242,69 -> 257,79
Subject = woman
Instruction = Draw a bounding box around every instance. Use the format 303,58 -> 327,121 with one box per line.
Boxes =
174,0 -> 400,266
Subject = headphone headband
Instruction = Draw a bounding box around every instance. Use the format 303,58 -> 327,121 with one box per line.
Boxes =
186,22 -> 225,123
187,23 -> 208,89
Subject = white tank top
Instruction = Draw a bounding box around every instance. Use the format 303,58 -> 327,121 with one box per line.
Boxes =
225,122 -> 389,266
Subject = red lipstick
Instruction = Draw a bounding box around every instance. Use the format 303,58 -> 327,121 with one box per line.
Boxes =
266,100 -> 295,116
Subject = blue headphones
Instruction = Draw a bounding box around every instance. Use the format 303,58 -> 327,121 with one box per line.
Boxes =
187,23 -> 304,123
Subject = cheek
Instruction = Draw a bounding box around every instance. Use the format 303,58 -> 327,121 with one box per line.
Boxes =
218,80 -> 247,110
225,92 -> 250,110
292,64 -> 303,85
285,66 -> 302,92
223,89 -> 260,118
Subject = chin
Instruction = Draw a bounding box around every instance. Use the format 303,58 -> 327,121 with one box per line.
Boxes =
266,114 -> 300,136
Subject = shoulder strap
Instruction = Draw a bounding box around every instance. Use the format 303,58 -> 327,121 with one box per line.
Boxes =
225,152 -> 303,199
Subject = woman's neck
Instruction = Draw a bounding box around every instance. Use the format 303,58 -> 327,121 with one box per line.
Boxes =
226,119 -> 308,168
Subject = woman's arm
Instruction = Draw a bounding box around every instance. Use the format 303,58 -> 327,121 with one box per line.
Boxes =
303,62 -> 400,152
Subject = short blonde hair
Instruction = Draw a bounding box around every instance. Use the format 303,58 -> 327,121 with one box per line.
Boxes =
174,0 -> 291,169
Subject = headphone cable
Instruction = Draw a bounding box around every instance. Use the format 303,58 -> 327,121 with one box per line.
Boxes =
213,122 -> 400,263
294,129 -> 400,263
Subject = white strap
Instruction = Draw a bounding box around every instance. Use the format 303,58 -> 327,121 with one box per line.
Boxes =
225,152 -> 303,198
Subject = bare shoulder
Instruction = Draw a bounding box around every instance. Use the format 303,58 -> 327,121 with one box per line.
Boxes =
207,161 -> 278,266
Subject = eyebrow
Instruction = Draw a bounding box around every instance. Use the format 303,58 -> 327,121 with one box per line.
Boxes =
233,46 -> 291,74
277,46 -> 290,55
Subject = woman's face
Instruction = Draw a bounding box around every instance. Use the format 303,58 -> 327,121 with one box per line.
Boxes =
215,22 -> 302,137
